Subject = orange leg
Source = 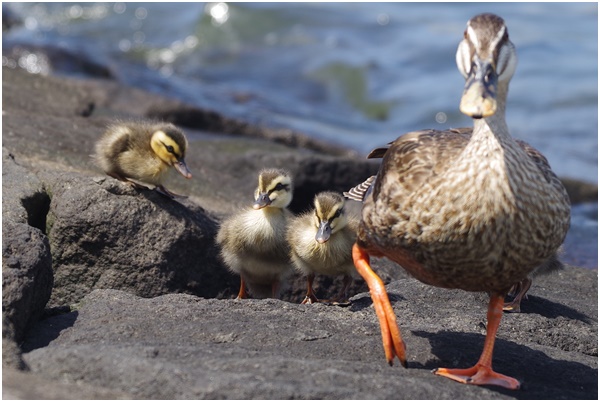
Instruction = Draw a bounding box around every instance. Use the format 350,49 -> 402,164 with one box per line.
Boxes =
236,277 -> 248,300
352,243 -> 407,367
434,292 -> 521,389
503,277 -> 532,313
301,274 -> 319,304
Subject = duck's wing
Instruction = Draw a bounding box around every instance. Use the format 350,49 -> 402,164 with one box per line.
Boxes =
515,139 -> 568,200
372,128 -> 472,195
347,128 -> 472,202
344,175 -> 377,202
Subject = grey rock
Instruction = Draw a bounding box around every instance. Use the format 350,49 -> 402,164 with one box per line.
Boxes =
2,149 -> 53,348
2,367 -> 132,399
20,265 -> 597,399
40,170 -> 236,307
2,221 -> 53,343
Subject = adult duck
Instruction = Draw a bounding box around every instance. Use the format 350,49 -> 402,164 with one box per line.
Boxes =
351,13 -> 570,389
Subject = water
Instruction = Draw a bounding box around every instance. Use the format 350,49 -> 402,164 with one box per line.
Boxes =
3,2 -> 598,268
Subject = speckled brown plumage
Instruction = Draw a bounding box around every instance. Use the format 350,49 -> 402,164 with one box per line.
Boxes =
359,126 -> 570,292
351,13 -> 571,389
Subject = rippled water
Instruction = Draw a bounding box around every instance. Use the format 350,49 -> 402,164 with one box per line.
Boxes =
3,2 -> 598,268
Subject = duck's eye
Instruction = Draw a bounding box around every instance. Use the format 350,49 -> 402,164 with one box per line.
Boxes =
470,61 -> 478,73
166,145 -> 175,154
274,183 -> 285,191
484,66 -> 494,83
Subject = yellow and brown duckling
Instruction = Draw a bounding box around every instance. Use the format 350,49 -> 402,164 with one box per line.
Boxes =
216,168 -> 294,299
94,121 -> 192,198
350,13 -> 570,389
287,191 -> 359,305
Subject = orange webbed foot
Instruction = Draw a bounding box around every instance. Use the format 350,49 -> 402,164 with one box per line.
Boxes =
434,292 -> 520,390
503,277 -> 532,313
434,364 -> 520,390
352,244 -> 407,367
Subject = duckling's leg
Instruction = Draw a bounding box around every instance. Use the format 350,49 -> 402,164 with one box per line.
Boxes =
337,274 -> 353,303
325,274 -> 352,306
107,172 -> 151,191
352,244 -> 407,367
271,280 -> 281,299
503,277 -> 532,313
236,277 -> 248,300
155,185 -> 186,199
301,273 -> 319,304
434,292 -> 521,389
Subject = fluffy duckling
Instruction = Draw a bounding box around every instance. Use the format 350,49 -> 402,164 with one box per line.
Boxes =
216,168 -> 294,299
287,191 -> 358,305
94,121 -> 192,198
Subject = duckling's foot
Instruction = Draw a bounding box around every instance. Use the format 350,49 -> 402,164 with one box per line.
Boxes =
320,299 -> 352,307
155,185 -> 187,199
301,274 -> 318,304
503,277 -> 532,313
235,278 -> 249,300
109,174 -> 151,191
129,182 -> 151,191
301,295 -> 319,304
434,364 -> 520,389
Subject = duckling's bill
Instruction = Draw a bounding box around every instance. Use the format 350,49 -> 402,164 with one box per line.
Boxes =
173,159 -> 192,179
253,193 -> 271,209
315,220 -> 332,243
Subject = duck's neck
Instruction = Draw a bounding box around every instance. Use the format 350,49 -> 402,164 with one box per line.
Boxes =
470,82 -> 513,147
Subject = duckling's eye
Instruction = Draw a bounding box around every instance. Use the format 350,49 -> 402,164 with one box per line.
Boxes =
332,208 -> 343,220
273,183 -> 285,191
166,145 -> 175,154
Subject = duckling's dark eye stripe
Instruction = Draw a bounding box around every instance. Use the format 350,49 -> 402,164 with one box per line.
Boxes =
161,141 -> 179,157
268,183 -> 289,194
332,208 -> 343,220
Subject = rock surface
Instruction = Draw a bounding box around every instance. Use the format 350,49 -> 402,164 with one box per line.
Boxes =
2,67 -> 598,399
41,169 -> 232,307
19,268 -> 598,399
2,150 -> 53,344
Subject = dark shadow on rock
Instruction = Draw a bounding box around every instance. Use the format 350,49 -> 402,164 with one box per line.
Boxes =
348,292 -> 406,313
21,311 -> 79,353
513,295 -> 593,323
21,191 -> 51,235
412,330 -> 598,399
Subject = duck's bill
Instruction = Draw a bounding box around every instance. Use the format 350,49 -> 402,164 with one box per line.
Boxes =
315,221 -> 331,244
253,193 -> 271,210
174,159 -> 192,179
459,59 -> 498,119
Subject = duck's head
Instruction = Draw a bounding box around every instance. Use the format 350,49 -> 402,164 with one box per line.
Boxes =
150,124 -> 192,179
253,168 -> 293,210
456,13 -> 517,119
313,192 -> 347,244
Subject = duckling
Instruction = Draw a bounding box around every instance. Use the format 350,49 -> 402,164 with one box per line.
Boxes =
216,168 -> 294,299
94,121 -> 192,198
287,191 -> 359,305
